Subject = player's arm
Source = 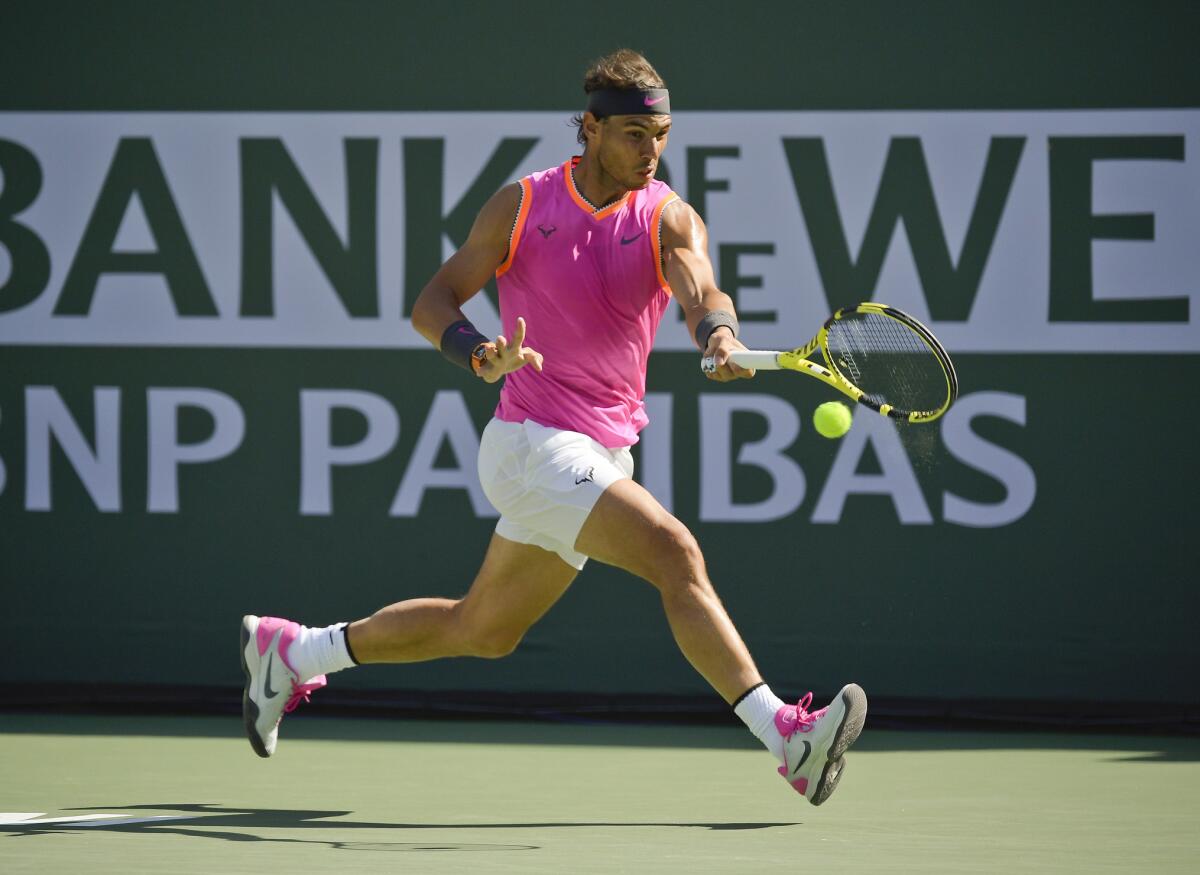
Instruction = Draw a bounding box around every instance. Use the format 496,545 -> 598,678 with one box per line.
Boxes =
660,200 -> 753,382
411,184 -> 542,384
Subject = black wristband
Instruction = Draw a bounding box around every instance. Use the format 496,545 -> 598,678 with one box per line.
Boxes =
440,319 -> 489,372
695,310 -> 739,349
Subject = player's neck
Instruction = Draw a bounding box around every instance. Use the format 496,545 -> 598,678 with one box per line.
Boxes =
572,153 -> 628,210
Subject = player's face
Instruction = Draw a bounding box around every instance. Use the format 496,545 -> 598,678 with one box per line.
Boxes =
596,115 -> 671,190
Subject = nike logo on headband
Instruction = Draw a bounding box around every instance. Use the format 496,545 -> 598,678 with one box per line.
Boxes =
643,95 -> 667,106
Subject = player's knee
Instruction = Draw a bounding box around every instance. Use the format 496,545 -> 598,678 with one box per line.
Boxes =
645,519 -> 706,589
461,621 -> 524,659
450,594 -> 525,658
472,629 -> 523,659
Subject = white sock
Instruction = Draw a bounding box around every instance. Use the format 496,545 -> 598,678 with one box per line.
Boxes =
287,623 -> 358,683
734,683 -> 787,764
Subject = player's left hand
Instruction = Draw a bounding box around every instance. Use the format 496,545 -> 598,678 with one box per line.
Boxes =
703,329 -> 755,382
476,316 -> 544,384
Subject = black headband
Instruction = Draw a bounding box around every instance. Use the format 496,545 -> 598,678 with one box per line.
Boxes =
586,87 -> 671,117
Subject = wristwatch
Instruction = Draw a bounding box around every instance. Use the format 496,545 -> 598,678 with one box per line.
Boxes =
470,343 -> 489,375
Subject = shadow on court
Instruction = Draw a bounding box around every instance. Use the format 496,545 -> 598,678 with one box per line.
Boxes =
2,802 -> 796,849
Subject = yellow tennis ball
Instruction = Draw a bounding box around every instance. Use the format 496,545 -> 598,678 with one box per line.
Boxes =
813,401 -> 853,438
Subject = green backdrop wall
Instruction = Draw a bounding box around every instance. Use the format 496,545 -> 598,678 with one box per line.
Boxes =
1,1 -> 1197,715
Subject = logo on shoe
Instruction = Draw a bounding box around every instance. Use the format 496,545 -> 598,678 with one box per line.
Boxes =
791,740 -> 812,775
263,654 -> 280,699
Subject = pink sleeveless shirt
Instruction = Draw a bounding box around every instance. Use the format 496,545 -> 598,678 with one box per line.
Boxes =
493,158 -> 679,448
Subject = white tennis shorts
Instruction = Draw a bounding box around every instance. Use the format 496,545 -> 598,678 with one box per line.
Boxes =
477,418 -> 634,570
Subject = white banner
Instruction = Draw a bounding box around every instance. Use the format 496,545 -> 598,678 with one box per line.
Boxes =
0,111 -> 1196,351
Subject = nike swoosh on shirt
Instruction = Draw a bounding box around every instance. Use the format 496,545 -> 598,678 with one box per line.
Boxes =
263,653 -> 280,699
620,231 -> 645,245
791,740 -> 812,775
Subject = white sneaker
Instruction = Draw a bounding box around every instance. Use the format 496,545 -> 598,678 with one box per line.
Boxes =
240,615 -> 326,758
775,683 -> 868,805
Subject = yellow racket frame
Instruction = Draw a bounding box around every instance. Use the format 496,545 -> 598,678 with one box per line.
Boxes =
707,303 -> 959,424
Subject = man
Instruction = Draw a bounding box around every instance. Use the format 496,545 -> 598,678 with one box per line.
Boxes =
241,49 -> 866,805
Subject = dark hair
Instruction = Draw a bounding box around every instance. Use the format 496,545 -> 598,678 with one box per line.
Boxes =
570,49 -> 667,146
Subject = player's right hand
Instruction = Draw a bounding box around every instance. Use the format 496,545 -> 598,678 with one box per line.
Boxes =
703,327 -> 755,383
476,316 -> 544,384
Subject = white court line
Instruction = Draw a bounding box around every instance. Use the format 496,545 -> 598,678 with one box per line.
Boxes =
1,812 -> 200,827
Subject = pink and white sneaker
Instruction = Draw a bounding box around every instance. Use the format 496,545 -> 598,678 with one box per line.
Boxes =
240,615 -> 326,758
776,683 -> 867,805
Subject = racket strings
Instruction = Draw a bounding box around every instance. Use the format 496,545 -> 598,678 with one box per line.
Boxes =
826,312 -> 948,414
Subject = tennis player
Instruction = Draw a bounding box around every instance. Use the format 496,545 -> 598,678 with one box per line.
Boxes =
241,49 -> 866,805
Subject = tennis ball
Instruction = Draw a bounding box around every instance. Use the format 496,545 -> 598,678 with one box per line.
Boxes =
813,401 -> 853,439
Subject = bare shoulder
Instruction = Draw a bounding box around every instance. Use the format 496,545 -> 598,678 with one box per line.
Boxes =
440,182 -> 524,271
475,182 -> 523,233
461,182 -> 523,253
659,198 -> 707,250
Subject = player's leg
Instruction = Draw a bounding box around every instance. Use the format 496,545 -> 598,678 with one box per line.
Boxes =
242,533 -> 577,757
345,532 -> 578,663
574,477 -> 866,804
573,477 -> 758,703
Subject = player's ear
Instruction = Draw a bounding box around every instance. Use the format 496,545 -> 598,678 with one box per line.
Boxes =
582,112 -> 603,146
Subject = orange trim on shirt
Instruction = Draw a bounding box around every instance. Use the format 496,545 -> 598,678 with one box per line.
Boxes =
563,158 -> 631,220
650,192 -> 681,291
496,177 -> 533,278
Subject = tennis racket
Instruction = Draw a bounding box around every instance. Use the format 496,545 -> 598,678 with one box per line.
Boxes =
701,302 -> 959,423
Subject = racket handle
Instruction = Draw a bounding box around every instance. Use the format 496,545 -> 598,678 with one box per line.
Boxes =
700,350 -> 784,373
